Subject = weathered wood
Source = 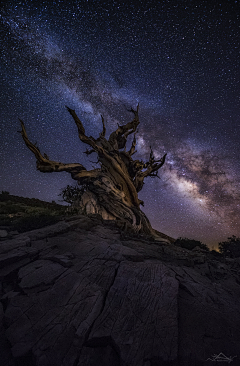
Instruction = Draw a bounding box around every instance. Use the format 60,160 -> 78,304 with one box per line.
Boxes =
19,105 -> 167,236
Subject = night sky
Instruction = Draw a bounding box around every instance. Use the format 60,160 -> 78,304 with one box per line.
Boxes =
1,0 -> 240,247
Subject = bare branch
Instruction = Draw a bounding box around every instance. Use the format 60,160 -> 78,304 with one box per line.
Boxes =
66,106 -> 98,151
19,119 -> 87,180
129,132 -> 137,156
100,115 -> 106,137
133,152 -> 167,192
108,104 -> 140,150
84,148 -> 96,156
19,119 -> 47,164
65,106 -> 85,135
143,152 -> 167,178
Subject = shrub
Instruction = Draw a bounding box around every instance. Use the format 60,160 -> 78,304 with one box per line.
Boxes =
174,237 -> 209,251
0,191 -> 10,202
218,236 -> 240,258
59,184 -> 88,205
209,249 -> 223,258
0,203 -> 25,214
1,191 -> 10,195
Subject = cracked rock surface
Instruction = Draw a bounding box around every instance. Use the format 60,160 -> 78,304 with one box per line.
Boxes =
1,215 -> 240,366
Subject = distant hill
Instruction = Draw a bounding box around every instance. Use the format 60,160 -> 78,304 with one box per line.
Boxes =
0,192 -> 65,208
0,192 -> 66,233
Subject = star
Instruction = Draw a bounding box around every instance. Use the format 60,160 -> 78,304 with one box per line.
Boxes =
1,0 -> 240,247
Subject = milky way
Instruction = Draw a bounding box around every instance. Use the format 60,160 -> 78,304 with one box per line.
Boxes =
1,1 -> 240,247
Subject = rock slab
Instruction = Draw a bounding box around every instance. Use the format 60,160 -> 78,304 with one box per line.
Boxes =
1,215 -> 240,366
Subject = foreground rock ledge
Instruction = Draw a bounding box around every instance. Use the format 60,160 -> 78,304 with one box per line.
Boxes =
0,215 -> 240,366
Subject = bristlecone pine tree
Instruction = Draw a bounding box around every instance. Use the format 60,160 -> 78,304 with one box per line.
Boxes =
19,105 -> 166,238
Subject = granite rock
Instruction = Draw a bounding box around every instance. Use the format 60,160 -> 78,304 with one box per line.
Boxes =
0,215 -> 240,366
0,229 -> 8,238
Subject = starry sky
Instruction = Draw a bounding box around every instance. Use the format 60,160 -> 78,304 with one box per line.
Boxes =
1,0 -> 240,247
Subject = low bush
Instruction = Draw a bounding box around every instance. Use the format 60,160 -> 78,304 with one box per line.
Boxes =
59,184 -> 89,205
174,237 -> 209,251
218,236 -> 240,258
0,191 -> 10,202
0,203 -> 26,215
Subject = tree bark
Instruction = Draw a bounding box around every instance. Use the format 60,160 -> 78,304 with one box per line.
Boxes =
19,105 -> 166,237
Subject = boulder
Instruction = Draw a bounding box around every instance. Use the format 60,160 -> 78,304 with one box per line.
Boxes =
0,229 -> 8,238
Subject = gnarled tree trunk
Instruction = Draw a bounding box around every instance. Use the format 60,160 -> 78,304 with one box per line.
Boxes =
19,105 -> 166,237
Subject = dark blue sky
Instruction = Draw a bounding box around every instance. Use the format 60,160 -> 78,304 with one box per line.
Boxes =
1,0 -> 240,246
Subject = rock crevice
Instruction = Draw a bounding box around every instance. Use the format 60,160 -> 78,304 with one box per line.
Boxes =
1,215 -> 240,366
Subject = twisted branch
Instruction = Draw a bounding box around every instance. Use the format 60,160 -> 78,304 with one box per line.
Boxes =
19,119 -> 87,180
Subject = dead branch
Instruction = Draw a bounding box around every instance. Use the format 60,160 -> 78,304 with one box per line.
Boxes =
19,119 -> 88,180
100,115 -> 106,137
108,104 -> 140,150
19,104 -> 167,236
